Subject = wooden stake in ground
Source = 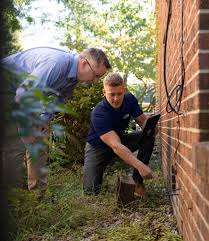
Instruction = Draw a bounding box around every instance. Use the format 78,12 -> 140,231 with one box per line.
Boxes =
117,175 -> 135,206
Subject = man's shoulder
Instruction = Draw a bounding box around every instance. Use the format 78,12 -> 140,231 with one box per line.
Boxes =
92,99 -> 113,120
93,99 -> 106,113
124,91 -> 136,99
124,92 -> 138,103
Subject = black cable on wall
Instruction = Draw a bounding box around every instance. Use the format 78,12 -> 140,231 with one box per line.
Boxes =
163,0 -> 185,116
162,0 -> 186,192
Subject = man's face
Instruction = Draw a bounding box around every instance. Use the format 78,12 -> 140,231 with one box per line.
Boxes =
103,84 -> 125,109
77,58 -> 107,84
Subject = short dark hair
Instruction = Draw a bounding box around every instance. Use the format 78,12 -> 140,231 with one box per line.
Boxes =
103,73 -> 124,86
80,48 -> 111,69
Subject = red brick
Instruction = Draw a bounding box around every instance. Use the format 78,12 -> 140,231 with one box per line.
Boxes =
193,204 -> 209,241
199,113 -> 209,130
199,53 -> 209,69
199,33 -> 209,49
199,14 -> 209,30
192,142 -> 209,182
199,73 -> 209,89
156,1 -> 209,240
199,93 -> 209,109
198,0 -> 209,9
200,132 -> 209,142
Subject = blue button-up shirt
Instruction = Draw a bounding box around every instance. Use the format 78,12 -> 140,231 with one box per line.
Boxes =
2,47 -> 79,98
2,47 -> 79,121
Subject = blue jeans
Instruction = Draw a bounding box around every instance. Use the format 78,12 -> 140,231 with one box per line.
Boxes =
83,131 -> 155,194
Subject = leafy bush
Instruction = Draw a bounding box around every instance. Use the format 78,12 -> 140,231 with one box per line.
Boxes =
49,82 -> 103,167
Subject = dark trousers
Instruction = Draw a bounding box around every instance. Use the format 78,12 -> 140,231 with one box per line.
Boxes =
83,131 -> 155,194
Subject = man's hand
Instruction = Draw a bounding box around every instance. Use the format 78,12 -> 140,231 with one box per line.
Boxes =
21,136 -> 36,144
100,131 -> 154,180
135,114 -> 159,137
137,162 -> 153,179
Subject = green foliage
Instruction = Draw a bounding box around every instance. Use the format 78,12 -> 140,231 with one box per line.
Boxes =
12,81 -> 76,162
128,80 -> 156,112
106,208 -> 183,241
0,1 -> 32,240
59,0 -> 156,83
14,0 -> 34,20
49,82 -> 103,166
0,0 -> 22,57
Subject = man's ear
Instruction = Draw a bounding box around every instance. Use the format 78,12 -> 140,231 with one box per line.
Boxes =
102,88 -> 106,97
80,58 -> 86,67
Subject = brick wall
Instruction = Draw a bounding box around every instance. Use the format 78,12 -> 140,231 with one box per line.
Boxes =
156,1 -> 209,241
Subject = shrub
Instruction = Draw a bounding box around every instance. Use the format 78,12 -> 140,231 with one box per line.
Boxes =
49,82 -> 103,167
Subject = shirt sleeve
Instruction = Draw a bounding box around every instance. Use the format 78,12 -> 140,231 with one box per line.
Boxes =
129,94 -> 143,118
91,106 -> 113,137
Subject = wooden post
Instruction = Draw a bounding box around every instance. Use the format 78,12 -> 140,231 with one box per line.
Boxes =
116,175 -> 136,207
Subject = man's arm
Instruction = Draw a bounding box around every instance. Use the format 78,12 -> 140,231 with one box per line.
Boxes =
134,113 -> 148,129
100,130 -> 153,179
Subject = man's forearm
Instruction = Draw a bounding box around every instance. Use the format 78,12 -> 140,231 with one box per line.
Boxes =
112,143 -> 153,179
112,143 -> 144,170
100,130 -> 153,179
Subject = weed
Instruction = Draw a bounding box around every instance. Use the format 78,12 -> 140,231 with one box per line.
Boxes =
8,142 -> 183,241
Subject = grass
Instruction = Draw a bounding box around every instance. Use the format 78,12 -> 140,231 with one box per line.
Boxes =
8,143 -> 183,241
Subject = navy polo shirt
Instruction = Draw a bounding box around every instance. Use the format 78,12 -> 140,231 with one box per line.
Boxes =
87,92 -> 143,147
